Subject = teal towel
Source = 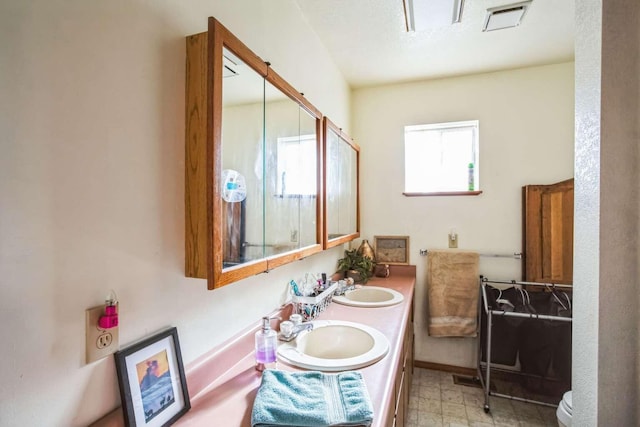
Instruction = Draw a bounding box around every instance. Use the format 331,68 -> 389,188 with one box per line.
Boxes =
251,370 -> 374,427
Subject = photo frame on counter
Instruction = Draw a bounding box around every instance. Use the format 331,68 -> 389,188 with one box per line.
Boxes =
114,327 -> 190,427
374,235 -> 410,265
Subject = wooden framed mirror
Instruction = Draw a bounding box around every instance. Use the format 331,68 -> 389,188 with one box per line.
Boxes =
323,117 -> 360,249
185,17 -> 323,289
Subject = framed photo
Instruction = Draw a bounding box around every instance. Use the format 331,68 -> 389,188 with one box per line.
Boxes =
115,327 -> 190,427
374,235 -> 410,265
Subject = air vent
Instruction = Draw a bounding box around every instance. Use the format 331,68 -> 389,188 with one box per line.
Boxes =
482,1 -> 532,32
223,54 -> 239,78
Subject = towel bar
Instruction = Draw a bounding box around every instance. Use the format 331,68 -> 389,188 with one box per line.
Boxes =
419,249 -> 523,259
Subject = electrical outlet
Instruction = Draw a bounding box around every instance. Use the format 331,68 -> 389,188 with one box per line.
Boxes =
97,332 -> 113,349
290,229 -> 298,242
86,305 -> 119,363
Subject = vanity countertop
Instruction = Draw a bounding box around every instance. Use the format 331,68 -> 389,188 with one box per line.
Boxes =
92,266 -> 416,427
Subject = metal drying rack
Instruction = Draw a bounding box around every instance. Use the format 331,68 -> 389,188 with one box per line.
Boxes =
477,277 -> 572,413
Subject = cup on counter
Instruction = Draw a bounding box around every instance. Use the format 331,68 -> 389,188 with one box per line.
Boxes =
374,264 -> 390,278
289,314 -> 302,327
280,320 -> 294,337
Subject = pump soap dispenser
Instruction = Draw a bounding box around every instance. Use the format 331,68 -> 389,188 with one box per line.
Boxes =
255,316 -> 278,371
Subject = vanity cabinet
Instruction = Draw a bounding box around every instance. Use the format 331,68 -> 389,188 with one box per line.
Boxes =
389,293 -> 414,427
185,18 -> 323,289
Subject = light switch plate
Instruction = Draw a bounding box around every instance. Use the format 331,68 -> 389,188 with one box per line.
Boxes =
86,304 -> 119,363
448,233 -> 458,248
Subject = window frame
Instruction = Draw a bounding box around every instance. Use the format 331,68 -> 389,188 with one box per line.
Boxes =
275,133 -> 317,198
403,120 -> 482,197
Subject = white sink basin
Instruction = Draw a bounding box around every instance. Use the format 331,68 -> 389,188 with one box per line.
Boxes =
277,320 -> 389,371
333,286 -> 404,308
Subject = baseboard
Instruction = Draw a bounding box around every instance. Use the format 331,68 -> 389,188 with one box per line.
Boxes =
414,360 -> 476,377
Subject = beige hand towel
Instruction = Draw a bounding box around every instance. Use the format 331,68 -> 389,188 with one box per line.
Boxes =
427,250 -> 479,337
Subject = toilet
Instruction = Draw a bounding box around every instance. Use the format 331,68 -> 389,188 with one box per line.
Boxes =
556,391 -> 572,427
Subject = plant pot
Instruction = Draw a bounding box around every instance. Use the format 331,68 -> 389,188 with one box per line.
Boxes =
345,270 -> 363,283
374,263 -> 390,278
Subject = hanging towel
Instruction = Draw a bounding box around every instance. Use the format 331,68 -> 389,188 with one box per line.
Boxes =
427,250 -> 479,337
251,370 -> 373,427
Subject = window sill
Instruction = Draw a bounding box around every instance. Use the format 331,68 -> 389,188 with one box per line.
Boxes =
403,190 -> 483,197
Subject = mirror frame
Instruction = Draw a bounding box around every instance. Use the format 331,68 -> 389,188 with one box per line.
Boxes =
204,17 -> 323,289
322,117 -> 360,249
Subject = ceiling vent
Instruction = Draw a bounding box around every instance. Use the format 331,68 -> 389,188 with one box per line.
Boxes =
223,53 -> 239,78
403,0 -> 465,32
482,1 -> 532,32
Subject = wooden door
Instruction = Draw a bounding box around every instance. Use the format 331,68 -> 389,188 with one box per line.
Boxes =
522,178 -> 574,284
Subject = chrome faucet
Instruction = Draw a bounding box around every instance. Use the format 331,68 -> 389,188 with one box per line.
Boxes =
278,322 -> 314,342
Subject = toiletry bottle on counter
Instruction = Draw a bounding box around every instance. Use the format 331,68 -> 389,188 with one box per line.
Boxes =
255,316 -> 277,371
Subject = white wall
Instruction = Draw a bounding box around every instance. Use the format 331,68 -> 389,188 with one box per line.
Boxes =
573,1 -> 602,423
574,0 -> 640,425
0,1 -> 350,426
352,63 -> 575,367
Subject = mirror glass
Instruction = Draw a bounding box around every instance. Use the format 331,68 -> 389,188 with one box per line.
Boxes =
219,47 -> 320,271
264,81 -> 318,256
220,47 -> 266,267
296,109 -> 319,249
325,119 -> 359,248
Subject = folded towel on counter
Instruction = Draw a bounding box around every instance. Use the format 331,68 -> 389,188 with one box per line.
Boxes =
427,250 -> 479,337
251,370 -> 373,427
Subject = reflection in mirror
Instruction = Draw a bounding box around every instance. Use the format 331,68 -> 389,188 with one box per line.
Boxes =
324,118 -> 359,248
219,49 -> 321,269
297,109 -> 319,249
264,82 -> 318,257
221,47 -> 266,268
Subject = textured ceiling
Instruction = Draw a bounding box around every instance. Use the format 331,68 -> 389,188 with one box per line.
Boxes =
296,0 -> 575,88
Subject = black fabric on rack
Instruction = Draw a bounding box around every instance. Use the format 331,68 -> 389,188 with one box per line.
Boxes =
480,286 -> 521,366
518,292 -> 556,377
518,290 -> 572,389
549,291 -> 572,388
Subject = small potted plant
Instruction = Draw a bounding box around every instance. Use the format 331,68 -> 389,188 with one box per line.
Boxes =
337,249 -> 375,283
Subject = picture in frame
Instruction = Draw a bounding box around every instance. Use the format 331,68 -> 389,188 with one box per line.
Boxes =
114,327 -> 190,427
374,235 -> 410,265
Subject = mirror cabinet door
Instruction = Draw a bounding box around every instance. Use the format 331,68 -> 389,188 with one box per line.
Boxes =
264,84 -> 319,260
211,27 -> 272,289
220,47 -> 266,268
185,18 -> 324,289
323,117 -> 360,249
264,70 -> 323,270
297,108 -> 320,250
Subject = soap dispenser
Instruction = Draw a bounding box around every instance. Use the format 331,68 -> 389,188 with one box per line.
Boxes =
255,316 -> 277,371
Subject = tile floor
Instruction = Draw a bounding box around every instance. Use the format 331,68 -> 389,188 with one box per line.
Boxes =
407,368 -> 559,427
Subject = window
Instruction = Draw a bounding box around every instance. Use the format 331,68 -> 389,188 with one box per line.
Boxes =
404,120 -> 479,194
276,134 -> 316,197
